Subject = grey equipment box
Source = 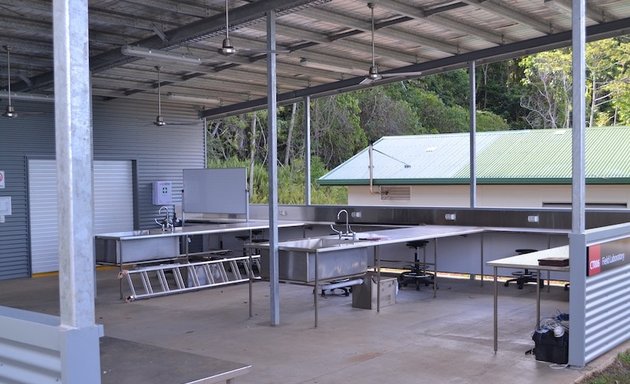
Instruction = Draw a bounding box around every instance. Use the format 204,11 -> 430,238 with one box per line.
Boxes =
352,272 -> 397,310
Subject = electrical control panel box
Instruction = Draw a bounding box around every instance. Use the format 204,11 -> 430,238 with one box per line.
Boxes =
152,181 -> 173,205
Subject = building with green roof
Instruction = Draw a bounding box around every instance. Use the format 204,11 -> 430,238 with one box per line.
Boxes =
318,126 -> 630,208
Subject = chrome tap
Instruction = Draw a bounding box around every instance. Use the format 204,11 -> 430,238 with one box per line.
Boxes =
155,206 -> 173,232
330,209 -> 356,240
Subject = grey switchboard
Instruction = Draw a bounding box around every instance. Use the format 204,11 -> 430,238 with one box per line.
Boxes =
183,168 -> 248,214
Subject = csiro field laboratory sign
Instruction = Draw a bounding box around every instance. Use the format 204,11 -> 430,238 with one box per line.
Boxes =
587,238 -> 630,276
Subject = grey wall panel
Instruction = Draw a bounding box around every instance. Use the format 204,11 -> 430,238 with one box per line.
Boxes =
0,99 -> 204,280
584,263 -> 630,363
91,99 -> 205,229
0,103 -> 55,280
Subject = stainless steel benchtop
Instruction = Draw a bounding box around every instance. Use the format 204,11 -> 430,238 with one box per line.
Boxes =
95,220 -> 305,240
258,225 -> 486,253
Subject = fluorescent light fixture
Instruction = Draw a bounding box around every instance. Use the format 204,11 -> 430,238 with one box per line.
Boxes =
0,91 -> 54,103
167,93 -> 220,105
121,45 -> 202,65
299,58 -> 364,76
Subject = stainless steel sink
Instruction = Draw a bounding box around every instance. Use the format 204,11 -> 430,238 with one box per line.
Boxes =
259,236 -> 369,283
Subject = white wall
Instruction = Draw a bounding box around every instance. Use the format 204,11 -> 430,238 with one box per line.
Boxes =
348,184 -> 630,208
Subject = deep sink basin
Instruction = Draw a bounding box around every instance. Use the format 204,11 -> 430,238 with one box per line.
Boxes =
259,236 -> 372,283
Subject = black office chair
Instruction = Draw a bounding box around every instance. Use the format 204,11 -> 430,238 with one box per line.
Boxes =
504,248 -> 544,289
399,240 -> 434,290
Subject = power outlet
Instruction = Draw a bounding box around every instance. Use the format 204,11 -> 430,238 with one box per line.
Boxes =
528,215 -> 540,223
351,211 -> 362,218
445,213 -> 457,221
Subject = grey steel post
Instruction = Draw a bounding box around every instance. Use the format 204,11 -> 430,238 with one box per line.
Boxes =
304,96 -> 311,205
266,9 -> 280,326
468,61 -> 477,208
569,0 -> 587,368
54,0 -> 101,381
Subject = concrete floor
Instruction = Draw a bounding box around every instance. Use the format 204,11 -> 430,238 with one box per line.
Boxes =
0,269 -> 627,384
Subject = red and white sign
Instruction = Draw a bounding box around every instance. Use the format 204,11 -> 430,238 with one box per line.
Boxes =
0,170 -> 4,189
587,245 -> 601,276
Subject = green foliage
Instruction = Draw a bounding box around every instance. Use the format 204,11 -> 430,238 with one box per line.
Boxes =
580,350 -> 630,384
476,110 -> 509,131
357,87 -> 422,142
415,69 -> 470,107
520,48 -> 573,128
519,37 -> 630,129
477,60 -> 529,130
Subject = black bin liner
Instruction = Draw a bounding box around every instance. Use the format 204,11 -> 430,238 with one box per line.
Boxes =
532,330 -> 569,364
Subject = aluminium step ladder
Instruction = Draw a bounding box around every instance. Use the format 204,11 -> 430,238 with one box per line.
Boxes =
120,255 -> 261,301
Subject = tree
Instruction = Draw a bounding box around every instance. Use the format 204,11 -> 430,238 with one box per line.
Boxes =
311,93 -> 367,168
357,86 -> 422,143
519,37 -> 630,129
520,49 -> 572,129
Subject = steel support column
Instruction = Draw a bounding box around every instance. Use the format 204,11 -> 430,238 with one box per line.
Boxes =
569,0 -> 587,368
266,9 -> 280,326
304,96 -> 312,205
53,0 -> 101,381
469,61 -> 477,208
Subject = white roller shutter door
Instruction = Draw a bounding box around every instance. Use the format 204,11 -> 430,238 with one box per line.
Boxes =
29,159 -> 133,273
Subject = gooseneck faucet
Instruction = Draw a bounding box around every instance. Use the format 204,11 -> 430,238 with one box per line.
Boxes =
155,206 -> 173,232
330,209 -> 356,240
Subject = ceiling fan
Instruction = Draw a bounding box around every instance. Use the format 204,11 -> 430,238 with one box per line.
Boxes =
217,0 -> 289,56
359,3 -> 423,85
3,46 -> 17,118
2,46 -> 47,119
151,66 -> 197,127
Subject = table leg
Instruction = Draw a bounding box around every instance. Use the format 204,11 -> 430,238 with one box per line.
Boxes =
248,250 -> 253,319
480,233 -> 484,287
494,266 -> 498,353
117,240 -> 123,300
314,252 -> 318,328
376,246 -> 380,313
433,239 -> 438,298
536,269 -> 542,329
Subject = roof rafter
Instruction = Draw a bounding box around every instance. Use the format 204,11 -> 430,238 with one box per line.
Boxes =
461,0 -> 553,34
378,0 -> 509,45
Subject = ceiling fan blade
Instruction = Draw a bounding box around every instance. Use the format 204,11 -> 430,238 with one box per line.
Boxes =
381,71 -> 423,78
359,77 -> 374,85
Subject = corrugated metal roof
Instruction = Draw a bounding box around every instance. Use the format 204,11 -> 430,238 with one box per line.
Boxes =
1,0 -> 628,119
318,126 -> 630,185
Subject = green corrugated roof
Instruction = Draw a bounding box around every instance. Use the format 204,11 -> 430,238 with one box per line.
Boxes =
318,127 -> 630,185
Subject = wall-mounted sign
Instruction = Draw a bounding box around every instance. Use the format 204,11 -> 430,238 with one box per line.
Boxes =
587,238 -> 630,276
0,170 -> 5,189
0,196 -> 11,216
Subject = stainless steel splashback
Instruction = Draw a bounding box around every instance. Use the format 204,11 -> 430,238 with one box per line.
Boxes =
251,204 -> 630,230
